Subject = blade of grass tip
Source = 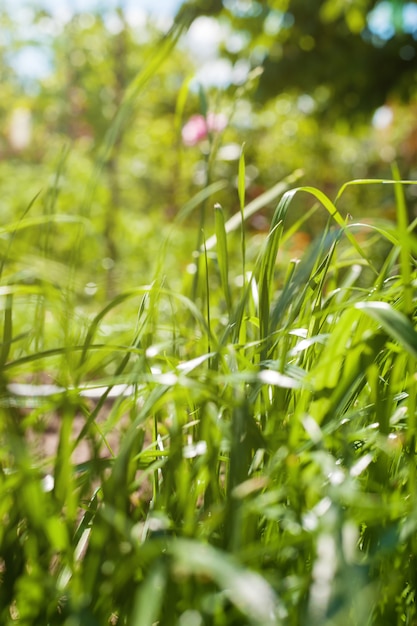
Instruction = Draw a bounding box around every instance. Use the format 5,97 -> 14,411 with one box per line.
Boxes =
392,163 -> 413,316
203,169 -> 304,251
256,188 -> 298,348
334,177 -> 417,205
238,143 -> 246,281
215,203 -> 232,314
225,186 -> 295,348
202,233 -> 212,359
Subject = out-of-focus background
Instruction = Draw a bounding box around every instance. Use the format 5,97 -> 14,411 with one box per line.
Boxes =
1,0 -> 416,295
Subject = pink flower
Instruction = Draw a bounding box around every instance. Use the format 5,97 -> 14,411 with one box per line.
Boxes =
182,115 -> 207,146
182,112 -> 227,146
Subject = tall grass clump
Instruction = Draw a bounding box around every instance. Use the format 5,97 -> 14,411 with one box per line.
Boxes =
2,28 -> 417,626
2,161 -> 417,625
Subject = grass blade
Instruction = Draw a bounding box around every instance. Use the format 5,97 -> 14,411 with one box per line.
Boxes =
204,169 -> 304,251
355,301 -> 417,360
238,144 -> 247,280
169,539 -> 285,625
215,203 -> 232,313
131,561 -> 167,626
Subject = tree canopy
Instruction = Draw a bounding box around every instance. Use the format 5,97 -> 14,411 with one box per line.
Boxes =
176,0 -> 417,120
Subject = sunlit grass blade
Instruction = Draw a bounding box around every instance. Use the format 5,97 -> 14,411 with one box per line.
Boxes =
215,202 -> 232,314
392,163 -> 413,315
238,144 -> 246,280
0,293 -> 13,369
334,176 -> 417,204
306,306 -> 387,426
258,221 -> 283,349
355,301 -> 417,360
269,229 -> 340,334
289,185 -> 377,273
204,169 -> 304,251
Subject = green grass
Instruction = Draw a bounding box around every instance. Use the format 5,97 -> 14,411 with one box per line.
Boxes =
1,168 -> 417,625
2,22 -> 417,623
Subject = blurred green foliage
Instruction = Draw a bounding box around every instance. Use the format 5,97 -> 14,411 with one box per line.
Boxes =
181,0 -> 417,118
0,1 -> 416,302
